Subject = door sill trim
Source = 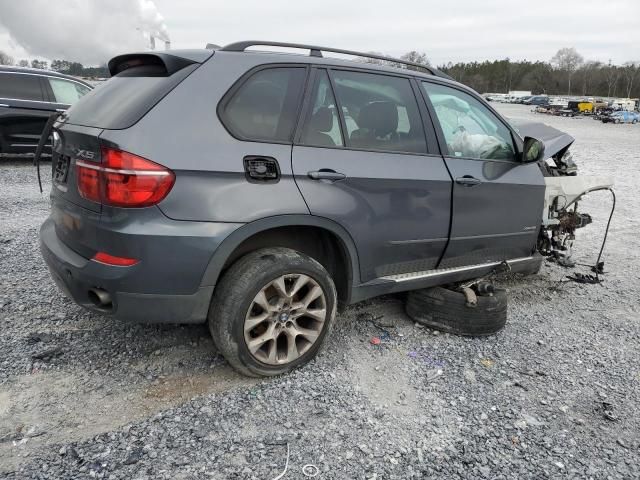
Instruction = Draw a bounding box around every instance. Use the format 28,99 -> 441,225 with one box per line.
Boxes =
373,256 -> 533,284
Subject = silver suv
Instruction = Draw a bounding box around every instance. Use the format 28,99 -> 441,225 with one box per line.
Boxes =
39,41 -> 602,377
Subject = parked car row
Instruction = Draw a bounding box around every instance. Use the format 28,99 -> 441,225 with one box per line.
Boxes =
601,110 -> 640,124
533,102 -> 640,124
0,66 -> 93,156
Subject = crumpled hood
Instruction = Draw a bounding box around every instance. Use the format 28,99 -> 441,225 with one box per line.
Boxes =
507,119 -> 575,158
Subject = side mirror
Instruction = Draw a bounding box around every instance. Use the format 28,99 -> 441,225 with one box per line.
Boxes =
522,136 -> 545,163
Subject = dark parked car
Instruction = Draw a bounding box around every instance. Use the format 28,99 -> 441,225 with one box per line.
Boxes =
40,42 -> 600,377
523,95 -> 550,106
0,66 -> 92,156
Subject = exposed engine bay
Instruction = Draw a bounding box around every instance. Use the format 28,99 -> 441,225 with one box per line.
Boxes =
511,120 -> 615,269
539,151 -> 613,267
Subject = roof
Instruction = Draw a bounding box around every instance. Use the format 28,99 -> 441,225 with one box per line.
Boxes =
209,48 -> 465,92
219,41 -> 452,80
0,65 -> 93,87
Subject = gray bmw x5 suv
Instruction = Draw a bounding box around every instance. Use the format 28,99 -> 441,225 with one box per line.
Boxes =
40,41 -> 597,377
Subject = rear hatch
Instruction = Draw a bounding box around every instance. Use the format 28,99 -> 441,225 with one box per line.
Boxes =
49,50 -> 213,252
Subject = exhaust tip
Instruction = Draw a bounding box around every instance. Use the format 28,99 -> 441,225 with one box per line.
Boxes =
88,288 -> 113,310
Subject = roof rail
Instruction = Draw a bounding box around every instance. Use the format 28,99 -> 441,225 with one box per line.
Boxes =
220,40 -> 451,79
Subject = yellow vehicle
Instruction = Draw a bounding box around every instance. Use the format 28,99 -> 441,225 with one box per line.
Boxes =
577,102 -> 594,113
568,101 -> 596,114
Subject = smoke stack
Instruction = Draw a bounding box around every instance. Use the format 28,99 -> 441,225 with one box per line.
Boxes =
0,0 -> 170,65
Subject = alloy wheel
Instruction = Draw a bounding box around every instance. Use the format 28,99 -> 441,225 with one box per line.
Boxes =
243,273 -> 327,365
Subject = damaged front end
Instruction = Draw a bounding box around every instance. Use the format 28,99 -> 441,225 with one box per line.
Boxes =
512,120 -> 614,267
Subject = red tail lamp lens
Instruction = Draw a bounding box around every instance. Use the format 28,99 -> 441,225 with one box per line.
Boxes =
76,148 -> 175,208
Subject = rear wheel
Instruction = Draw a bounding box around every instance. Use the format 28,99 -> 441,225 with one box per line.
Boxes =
208,248 -> 337,377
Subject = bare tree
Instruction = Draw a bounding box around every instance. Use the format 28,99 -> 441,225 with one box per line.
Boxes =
551,47 -> 584,95
579,60 -> 601,96
400,51 -> 431,71
622,62 -> 639,98
0,50 -> 14,65
356,51 -> 389,66
31,59 -> 48,70
604,62 -> 619,98
530,62 -> 552,94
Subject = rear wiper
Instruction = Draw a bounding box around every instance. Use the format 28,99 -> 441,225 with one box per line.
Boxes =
34,113 -> 61,193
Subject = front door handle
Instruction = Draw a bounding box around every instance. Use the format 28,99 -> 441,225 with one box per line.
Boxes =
455,175 -> 482,187
308,169 -> 346,181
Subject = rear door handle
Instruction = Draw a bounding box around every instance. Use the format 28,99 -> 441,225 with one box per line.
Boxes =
455,176 -> 482,187
308,170 -> 346,181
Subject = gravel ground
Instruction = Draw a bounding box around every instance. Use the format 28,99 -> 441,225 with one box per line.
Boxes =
1,104 -> 639,479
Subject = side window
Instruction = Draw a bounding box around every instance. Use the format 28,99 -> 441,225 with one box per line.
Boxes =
331,70 -> 426,154
422,82 -> 515,161
221,67 -> 306,142
0,73 -> 43,101
300,70 -> 343,147
48,78 -> 90,104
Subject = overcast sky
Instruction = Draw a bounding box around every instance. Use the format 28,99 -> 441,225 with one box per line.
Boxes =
1,0 -> 639,66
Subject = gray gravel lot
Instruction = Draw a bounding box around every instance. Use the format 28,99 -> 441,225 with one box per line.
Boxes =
1,104 -> 639,479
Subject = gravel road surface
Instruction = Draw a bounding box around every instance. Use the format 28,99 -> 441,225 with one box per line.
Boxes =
1,104 -> 638,479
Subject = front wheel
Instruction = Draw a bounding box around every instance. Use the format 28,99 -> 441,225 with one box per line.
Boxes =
208,248 -> 337,377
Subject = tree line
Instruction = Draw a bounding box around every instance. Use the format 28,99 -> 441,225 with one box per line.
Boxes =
362,48 -> 639,99
1,46 -> 638,98
0,52 -> 108,78
440,48 -> 639,99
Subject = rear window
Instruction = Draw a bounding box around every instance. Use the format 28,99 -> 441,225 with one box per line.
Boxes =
219,67 -> 306,142
64,64 -> 197,130
0,72 -> 43,101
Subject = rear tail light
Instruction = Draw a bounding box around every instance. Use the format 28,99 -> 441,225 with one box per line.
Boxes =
76,148 -> 175,207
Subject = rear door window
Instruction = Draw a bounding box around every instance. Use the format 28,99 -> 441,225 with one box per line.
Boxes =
330,70 -> 426,154
0,72 -> 44,101
48,78 -> 91,105
220,67 -> 306,142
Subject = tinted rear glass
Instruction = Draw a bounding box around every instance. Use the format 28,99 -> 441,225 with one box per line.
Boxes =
64,64 -> 197,130
0,72 -> 44,101
219,67 -> 306,142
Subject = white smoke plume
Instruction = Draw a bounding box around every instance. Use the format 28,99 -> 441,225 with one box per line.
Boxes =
0,0 -> 170,65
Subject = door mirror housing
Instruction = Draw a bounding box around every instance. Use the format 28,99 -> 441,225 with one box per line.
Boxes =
522,136 -> 545,163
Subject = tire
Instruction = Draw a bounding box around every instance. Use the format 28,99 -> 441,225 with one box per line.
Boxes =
405,286 -> 507,336
208,248 -> 337,377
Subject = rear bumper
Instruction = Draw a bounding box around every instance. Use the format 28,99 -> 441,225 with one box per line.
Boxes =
39,216 -> 227,324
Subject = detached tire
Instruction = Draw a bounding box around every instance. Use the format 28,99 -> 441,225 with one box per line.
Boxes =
406,286 -> 507,336
208,248 -> 337,377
